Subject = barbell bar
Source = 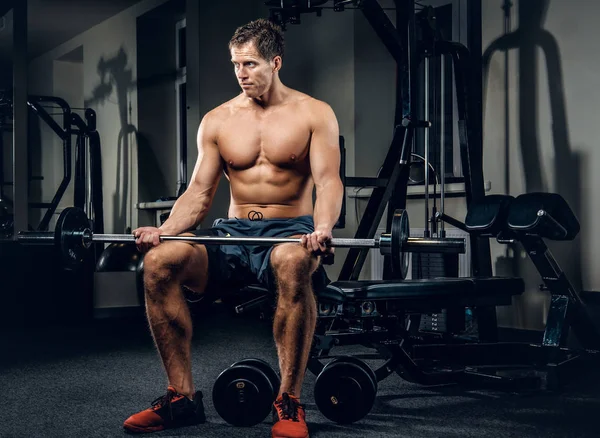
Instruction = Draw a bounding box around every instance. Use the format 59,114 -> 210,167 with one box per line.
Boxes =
17,207 -> 465,277
18,230 -> 462,250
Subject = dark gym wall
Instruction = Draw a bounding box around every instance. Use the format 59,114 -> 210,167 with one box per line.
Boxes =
482,0 -> 600,330
1,8 -> 12,202
137,0 -> 185,218
354,2 -> 396,182
0,8 -> 12,90
28,0 -> 181,235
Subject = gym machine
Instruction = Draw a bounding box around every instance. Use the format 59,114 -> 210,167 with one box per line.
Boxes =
0,92 -> 103,237
0,3 -> 104,325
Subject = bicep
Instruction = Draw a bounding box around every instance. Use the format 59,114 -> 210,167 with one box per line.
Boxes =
310,104 -> 341,185
189,116 -> 223,192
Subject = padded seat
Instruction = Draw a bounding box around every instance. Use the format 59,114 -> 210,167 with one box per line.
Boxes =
318,277 -> 524,309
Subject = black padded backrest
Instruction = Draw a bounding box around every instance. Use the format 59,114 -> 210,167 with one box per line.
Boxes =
465,195 -> 514,236
507,192 -> 580,240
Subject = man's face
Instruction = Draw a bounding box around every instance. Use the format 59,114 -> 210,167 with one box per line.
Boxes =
231,41 -> 278,98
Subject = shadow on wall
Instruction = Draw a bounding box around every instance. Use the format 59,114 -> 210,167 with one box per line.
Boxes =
483,0 -> 583,328
85,47 -> 138,233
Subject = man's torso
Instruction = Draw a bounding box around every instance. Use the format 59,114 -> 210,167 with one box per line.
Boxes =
213,90 -> 316,220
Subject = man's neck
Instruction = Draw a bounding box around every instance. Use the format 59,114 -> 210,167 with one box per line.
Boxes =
252,78 -> 287,108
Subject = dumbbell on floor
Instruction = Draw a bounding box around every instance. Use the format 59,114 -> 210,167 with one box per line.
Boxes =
212,358 -> 280,427
314,355 -> 378,424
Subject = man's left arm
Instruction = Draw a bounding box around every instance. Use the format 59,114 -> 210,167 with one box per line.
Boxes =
303,101 -> 344,253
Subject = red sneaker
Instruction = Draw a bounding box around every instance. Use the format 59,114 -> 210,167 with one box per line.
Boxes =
271,393 -> 309,438
123,386 -> 205,434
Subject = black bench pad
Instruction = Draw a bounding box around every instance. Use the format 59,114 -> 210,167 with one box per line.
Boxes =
318,277 -> 524,308
507,192 -> 580,240
465,194 -> 514,236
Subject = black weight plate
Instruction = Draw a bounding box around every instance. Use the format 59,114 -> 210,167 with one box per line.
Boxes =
212,364 -> 275,427
233,358 -> 281,398
391,209 -> 409,279
314,361 -> 377,424
326,356 -> 377,394
55,207 -> 91,270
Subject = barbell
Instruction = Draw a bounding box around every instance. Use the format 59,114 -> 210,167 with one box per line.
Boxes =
16,207 -> 465,277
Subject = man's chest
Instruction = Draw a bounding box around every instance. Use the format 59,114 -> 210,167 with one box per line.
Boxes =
217,111 -> 312,170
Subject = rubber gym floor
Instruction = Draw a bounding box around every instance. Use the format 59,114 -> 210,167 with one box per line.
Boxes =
1,305 -> 598,438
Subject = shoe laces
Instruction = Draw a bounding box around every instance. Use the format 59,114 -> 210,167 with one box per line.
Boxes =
274,393 -> 302,422
151,388 -> 180,420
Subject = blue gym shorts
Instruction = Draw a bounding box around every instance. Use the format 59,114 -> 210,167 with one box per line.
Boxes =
193,215 -> 330,295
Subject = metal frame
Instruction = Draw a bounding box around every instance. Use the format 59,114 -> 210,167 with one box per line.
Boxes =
12,2 -> 28,237
27,96 -> 72,230
339,0 -> 420,281
518,234 -> 600,350
265,0 -> 495,331
25,97 -> 101,232
175,17 -> 188,197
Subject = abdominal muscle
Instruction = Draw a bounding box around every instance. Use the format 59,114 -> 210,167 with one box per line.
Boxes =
227,164 -> 314,220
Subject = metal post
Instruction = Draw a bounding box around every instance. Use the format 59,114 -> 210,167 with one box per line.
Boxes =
423,56 -> 430,238
440,54 -> 446,237
12,2 -> 28,237
86,136 -> 94,226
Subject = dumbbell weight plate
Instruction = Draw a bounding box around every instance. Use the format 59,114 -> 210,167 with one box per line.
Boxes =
233,358 -> 281,398
55,207 -> 91,270
212,364 -> 275,427
327,355 -> 378,393
314,357 -> 378,424
321,355 -> 378,412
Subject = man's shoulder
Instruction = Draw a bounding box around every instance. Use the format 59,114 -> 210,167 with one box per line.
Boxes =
210,96 -> 240,115
202,96 -> 242,124
294,91 -> 333,112
290,92 -> 335,123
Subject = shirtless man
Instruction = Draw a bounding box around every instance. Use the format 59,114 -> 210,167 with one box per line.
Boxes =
122,19 -> 343,438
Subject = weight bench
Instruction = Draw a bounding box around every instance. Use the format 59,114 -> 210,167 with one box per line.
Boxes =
212,269 -> 525,424
224,275 -> 522,352
409,192 -> 600,394
318,276 -> 523,309
307,275 -> 524,371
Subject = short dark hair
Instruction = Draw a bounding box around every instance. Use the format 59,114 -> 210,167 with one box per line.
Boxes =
229,18 -> 285,61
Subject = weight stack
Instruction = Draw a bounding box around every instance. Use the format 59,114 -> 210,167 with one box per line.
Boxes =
411,253 -> 459,279
412,253 -> 463,334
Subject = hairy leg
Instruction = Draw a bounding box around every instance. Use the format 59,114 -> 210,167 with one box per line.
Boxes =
270,243 -> 319,398
142,237 -> 210,399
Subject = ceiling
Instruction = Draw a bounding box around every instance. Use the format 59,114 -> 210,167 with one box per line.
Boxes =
0,0 -> 144,61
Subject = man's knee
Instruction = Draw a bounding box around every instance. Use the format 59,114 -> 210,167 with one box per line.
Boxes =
143,242 -> 203,290
271,244 -> 319,284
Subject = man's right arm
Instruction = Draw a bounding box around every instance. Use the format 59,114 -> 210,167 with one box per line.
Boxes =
158,111 -> 223,235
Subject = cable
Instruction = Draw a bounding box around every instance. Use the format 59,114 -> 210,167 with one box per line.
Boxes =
410,153 -> 440,184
